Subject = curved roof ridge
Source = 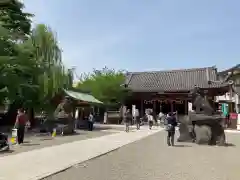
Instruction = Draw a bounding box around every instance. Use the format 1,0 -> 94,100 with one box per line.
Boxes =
128,66 -> 217,75
219,64 -> 240,74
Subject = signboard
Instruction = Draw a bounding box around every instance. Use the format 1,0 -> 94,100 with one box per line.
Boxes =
230,113 -> 238,120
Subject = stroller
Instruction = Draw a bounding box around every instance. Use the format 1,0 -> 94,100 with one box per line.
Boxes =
0,132 -> 9,152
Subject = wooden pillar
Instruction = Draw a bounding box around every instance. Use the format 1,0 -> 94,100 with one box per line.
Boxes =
171,102 -> 174,113
159,103 -> 162,112
185,100 -> 188,115
153,100 -> 156,117
140,99 -> 144,117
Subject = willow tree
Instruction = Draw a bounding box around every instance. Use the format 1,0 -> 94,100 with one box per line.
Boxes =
0,1 -> 72,125
28,24 -> 72,110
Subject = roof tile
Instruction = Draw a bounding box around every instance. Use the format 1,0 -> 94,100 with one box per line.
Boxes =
125,67 -> 228,92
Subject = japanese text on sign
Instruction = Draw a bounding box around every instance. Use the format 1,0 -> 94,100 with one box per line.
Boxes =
144,99 -> 184,104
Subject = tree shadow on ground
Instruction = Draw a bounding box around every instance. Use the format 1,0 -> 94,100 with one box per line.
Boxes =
173,144 -> 192,147
224,143 -> 235,147
91,127 -> 113,131
21,143 -> 40,146
40,138 -> 53,141
194,143 -> 236,147
0,149 -> 14,155
62,132 -> 81,136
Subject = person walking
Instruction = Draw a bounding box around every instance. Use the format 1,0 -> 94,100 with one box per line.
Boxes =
148,112 -> 154,130
166,112 -> 178,146
157,112 -> 163,127
88,112 -> 94,131
125,109 -> 131,132
14,108 -> 28,144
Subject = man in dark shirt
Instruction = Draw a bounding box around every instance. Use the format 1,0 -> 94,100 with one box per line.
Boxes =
166,112 -> 178,146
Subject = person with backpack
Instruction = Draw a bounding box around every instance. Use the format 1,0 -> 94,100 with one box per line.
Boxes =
166,112 -> 178,146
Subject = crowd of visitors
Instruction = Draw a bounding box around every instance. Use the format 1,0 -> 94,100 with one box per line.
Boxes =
123,108 -> 178,146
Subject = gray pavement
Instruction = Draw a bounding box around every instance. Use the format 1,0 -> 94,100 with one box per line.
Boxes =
45,131 -> 240,180
0,130 -> 112,157
0,126 -> 161,180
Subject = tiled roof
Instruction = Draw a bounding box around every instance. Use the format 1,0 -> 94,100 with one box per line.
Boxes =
125,67 -> 228,92
219,64 -> 240,75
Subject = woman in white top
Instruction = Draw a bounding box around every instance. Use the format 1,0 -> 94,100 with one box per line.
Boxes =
148,113 -> 154,130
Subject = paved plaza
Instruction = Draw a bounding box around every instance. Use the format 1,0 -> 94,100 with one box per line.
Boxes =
45,130 -> 240,180
1,125 -> 240,180
0,126 -> 161,180
0,129 -> 112,157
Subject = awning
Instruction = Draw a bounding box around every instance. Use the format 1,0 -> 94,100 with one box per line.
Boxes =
63,89 -> 103,104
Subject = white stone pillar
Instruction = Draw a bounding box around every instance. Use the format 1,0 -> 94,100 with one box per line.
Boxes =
237,114 -> 240,130
188,102 -> 193,112
103,112 -> 107,124
235,94 -> 239,113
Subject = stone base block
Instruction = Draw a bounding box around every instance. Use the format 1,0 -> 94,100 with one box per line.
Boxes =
177,123 -> 192,142
194,125 -> 211,144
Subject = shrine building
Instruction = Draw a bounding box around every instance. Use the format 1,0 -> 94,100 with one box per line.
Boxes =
124,66 -> 229,117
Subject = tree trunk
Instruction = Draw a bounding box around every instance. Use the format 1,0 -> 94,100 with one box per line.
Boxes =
27,108 -> 35,128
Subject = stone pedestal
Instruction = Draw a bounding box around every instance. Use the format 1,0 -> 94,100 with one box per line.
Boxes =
194,125 -> 211,144
177,115 -> 192,142
178,112 -> 226,145
177,123 -> 192,142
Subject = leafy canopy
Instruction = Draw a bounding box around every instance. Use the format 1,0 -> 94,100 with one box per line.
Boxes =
77,67 -> 130,107
0,1 -> 72,111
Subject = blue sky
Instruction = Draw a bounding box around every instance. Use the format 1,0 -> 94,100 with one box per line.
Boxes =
23,0 -> 240,75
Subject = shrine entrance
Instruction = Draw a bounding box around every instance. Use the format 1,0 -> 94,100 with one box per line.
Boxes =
126,97 -> 187,117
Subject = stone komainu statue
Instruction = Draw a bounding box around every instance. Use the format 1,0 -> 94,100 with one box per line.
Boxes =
54,101 -> 72,119
191,87 -> 214,115
189,87 -> 226,146
54,96 -> 74,134
178,87 -> 226,146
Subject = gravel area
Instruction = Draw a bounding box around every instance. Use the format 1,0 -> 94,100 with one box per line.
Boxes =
45,131 -> 240,180
0,130 -> 112,157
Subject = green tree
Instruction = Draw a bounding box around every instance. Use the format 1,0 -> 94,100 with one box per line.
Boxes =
0,0 -> 35,104
77,67 -> 130,107
26,24 -> 72,110
0,1 -> 72,125
0,0 -> 33,39
0,24 -> 40,125
0,26 -> 39,103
